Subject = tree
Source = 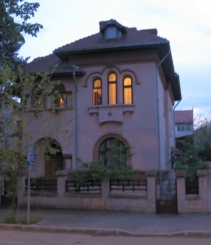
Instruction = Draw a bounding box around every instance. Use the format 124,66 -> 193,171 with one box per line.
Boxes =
173,117 -> 211,179
0,0 -> 43,68
0,65 -> 73,218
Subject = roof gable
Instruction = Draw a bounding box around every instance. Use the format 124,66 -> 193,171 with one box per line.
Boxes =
174,110 -> 194,124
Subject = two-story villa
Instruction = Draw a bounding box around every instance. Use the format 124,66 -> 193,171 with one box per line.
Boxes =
23,19 -> 181,181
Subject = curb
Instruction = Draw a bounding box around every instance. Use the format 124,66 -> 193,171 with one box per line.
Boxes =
0,224 -> 211,237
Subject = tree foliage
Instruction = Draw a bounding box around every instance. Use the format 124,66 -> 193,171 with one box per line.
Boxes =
0,0 -> 43,68
173,117 -> 211,179
0,65 -> 73,213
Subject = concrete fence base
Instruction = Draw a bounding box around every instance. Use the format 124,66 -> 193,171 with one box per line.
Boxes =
17,171 -> 157,213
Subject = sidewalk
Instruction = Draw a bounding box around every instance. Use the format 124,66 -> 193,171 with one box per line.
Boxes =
0,208 -> 211,237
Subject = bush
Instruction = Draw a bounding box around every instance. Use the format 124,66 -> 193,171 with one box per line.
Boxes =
70,136 -> 138,184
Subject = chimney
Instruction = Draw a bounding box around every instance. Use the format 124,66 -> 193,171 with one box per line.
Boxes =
99,21 -> 106,30
142,29 -> 158,36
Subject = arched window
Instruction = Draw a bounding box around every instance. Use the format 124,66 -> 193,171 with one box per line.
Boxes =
31,85 -> 45,108
93,79 -> 102,105
123,77 -> 133,104
108,73 -> 117,105
52,84 -> 67,108
99,137 -> 126,166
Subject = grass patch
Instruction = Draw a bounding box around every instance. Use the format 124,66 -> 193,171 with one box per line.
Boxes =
2,215 -> 41,225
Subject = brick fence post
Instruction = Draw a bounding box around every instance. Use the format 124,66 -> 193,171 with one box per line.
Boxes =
101,178 -> 109,198
0,176 -> 2,206
176,170 -> 186,213
207,163 -> 211,212
56,170 -> 68,197
197,170 -> 208,212
146,171 -> 157,213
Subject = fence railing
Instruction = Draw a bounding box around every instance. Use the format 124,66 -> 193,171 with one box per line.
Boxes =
25,178 -> 57,192
110,179 -> 147,192
66,180 -> 101,194
185,177 -> 199,194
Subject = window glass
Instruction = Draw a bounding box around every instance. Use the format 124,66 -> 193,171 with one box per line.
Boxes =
123,77 -> 132,104
31,85 -> 45,108
124,77 -> 132,86
52,84 -> 67,108
109,73 -> 116,82
99,138 -> 125,166
93,79 -> 102,105
108,73 -> 117,105
106,26 -> 117,39
109,83 -> 116,104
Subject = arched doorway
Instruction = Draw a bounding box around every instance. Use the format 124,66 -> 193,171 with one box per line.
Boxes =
44,140 -> 64,179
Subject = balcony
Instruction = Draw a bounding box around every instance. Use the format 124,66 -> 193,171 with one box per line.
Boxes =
88,104 -> 135,125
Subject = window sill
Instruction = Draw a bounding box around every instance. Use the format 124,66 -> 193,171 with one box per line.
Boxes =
185,194 -> 199,200
51,107 -> 73,111
25,107 -> 73,112
88,104 -> 135,114
88,104 -> 135,125
25,108 -> 46,112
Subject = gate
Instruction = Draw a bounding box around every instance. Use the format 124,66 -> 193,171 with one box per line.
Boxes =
156,179 -> 177,214
0,179 -> 16,208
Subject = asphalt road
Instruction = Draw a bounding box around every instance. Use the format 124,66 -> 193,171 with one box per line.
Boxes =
0,230 -> 211,245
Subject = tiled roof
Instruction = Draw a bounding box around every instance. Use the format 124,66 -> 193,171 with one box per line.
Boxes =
54,25 -> 168,55
23,54 -> 61,74
174,110 -> 194,124
23,54 -> 85,76
22,19 -> 181,101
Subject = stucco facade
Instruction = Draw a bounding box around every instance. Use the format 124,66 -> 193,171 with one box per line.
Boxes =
23,20 -> 181,178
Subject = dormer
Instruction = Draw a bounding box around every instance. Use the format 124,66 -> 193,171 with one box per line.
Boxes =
99,19 -> 127,40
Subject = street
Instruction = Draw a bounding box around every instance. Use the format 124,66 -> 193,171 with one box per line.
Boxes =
0,230 -> 210,245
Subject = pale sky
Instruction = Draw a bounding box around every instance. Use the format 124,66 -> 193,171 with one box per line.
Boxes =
19,0 -> 211,118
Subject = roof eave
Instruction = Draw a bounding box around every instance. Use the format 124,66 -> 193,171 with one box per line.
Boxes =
53,41 -> 169,58
52,69 -> 86,77
54,41 -> 181,101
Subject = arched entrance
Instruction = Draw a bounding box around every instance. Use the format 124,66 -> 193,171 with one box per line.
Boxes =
34,137 -> 64,179
44,139 -> 64,179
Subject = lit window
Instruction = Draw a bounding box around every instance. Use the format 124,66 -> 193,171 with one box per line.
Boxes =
52,84 -> 67,108
108,73 -> 117,105
123,77 -> 133,104
31,85 -> 45,108
93,79 -> 102,105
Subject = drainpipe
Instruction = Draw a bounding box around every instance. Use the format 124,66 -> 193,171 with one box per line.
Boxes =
156,50 -> 171,198
73,71 -> 79,175
173,100 -> 181,146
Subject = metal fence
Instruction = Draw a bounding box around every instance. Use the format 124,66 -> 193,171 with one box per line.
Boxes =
185,177 -> 199,194
25,178 -> 57,192
66,180 -> 101,193
110,179 -> 147,192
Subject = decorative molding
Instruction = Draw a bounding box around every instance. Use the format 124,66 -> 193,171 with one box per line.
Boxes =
83,72 -> 102,87
106,61 -> 116,68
